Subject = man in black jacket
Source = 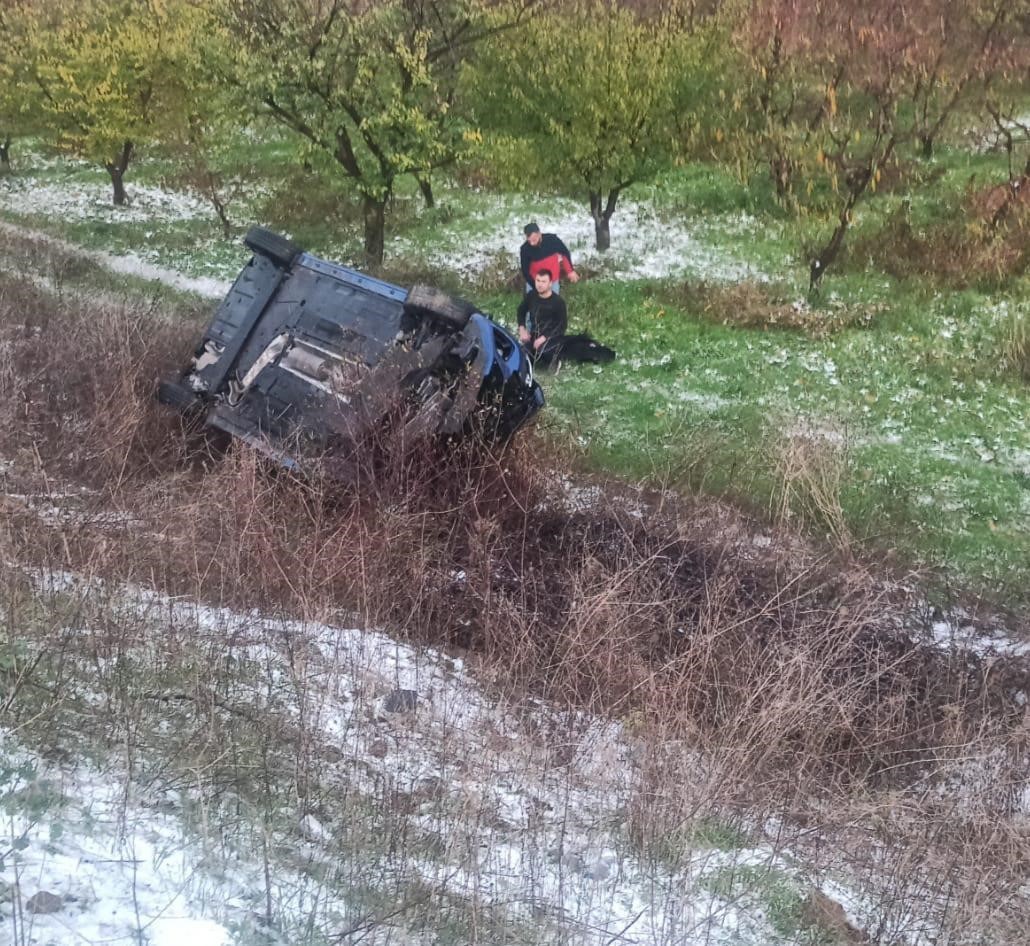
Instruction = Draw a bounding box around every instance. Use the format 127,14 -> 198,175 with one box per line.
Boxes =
517,268 -> 567,356
519,222 -> 580,293
517,268 -> 616,369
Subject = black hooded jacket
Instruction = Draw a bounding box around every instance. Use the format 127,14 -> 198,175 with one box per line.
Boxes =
516,290 -> 567,340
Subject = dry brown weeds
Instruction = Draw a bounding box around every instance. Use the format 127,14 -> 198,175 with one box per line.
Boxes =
850,188 -> 1030,290
651,279 -> 883,336
0,259 -> 1027,943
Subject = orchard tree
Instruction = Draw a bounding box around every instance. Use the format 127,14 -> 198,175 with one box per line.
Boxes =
0,0 -> 42,172
146,17 -> 246,239
738,0 -> 1030,287
215,0 -> 536,266
902,0 -> 1017,159
737,1 -> 846,204
160,111 -> 247,239
983,95 -> 1030,182
24,0 -> 202,204
472,0 -> 724,250
804,7 -> 910,289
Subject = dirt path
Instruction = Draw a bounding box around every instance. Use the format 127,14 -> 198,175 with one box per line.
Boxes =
0,218 -> 230,299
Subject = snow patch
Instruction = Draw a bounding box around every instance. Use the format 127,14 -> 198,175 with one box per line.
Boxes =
394,197 -> 772,283
0,178 -> 210,225
1,739 -> 237,946
10,568 -> 900,946
0,220 -> 230,298
928,617 -> 1030,659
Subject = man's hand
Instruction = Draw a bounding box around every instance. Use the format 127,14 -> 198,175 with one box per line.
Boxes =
567,269 -> 580,283
533,335 -> 547,350
518,326 -> 531,344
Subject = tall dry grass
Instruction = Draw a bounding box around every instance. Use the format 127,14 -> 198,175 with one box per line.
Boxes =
1,263 -> 1025,781
0,257 -> 1027,943
849,185 -> 1030,289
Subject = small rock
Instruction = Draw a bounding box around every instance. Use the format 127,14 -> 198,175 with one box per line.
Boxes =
25,890 -> 63,915
368,739 -> 389,758
383,689 -> 418,714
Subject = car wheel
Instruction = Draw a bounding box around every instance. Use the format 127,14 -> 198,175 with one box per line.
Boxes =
405,284 -> 477,330
243,226 -> 303,268
156,379 -> 200,412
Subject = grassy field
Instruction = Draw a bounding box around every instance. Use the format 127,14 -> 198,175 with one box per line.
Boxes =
1,139 -> 1028,944
0,133 -> 1027,611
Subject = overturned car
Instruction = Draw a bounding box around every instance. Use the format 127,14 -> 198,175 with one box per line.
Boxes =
157,227 -> 544,470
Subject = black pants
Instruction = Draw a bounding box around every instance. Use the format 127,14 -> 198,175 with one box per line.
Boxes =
530,333 -> 616,368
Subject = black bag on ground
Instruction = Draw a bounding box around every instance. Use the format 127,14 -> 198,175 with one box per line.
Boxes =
536,334 -> 616,368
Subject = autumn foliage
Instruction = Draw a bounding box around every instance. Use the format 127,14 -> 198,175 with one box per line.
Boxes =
0,0 -> 1027,268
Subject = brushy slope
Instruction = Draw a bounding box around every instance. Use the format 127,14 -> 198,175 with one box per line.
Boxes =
0,244 -> 1027,944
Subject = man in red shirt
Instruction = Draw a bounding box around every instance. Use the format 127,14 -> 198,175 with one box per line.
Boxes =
519,222 -> 580,293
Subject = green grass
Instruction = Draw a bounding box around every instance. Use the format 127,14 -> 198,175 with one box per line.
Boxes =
540,277 -> 1029,602
2,139 -> 1028,608
642,816 -> 754,867
702,864 -> 838,944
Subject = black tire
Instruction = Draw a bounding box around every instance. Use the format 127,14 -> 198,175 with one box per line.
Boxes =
404,284 -> 477,331
243,226 -> 303,268
156,379 -> 200,412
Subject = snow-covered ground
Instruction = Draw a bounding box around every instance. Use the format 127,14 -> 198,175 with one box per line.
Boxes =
0,179 -> 211,226
0,170 -> 777,287
3,738 -> 236,946
0,220 -> 230,299
391,196 -> 775,284
6,567 -> 985,946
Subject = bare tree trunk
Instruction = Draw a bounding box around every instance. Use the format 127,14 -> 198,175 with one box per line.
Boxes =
186,119 -> 233,238
416,175 -> 434,209
210,187 -> 233,239
770,154 -> 793,197
809,181 -> 867,293
589,189 -> 621,252
104,140 -> 134,206
0,136 -> 11,173
363,194 -> 387,267
810,122 -> 896,293
809,213 -> 850,293
108,167 -> 128,205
